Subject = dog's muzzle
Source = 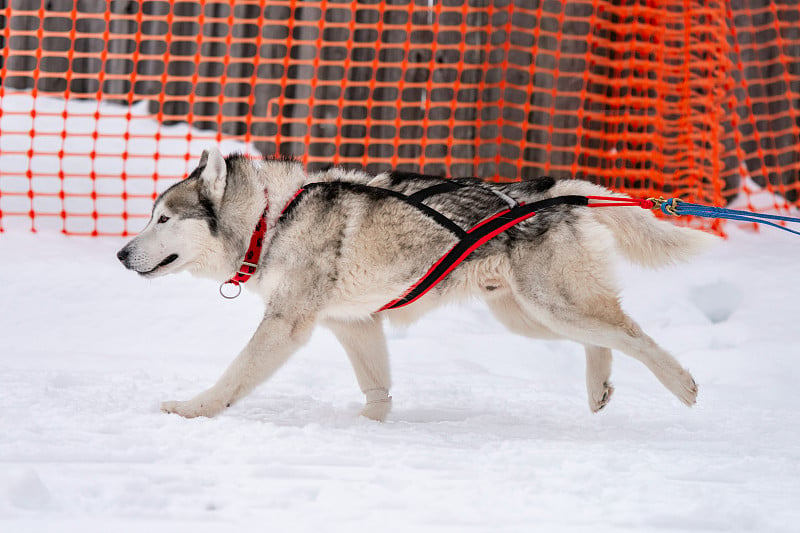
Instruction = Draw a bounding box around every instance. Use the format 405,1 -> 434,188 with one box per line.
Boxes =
116,245 -> 178,275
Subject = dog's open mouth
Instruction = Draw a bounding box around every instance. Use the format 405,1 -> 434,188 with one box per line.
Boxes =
140,254 -> 178,276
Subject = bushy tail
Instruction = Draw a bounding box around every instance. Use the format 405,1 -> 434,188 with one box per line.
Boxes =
551,180 -> 718,268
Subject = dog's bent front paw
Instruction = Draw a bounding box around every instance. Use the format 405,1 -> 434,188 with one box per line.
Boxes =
361,389 -> 392,421
161,399 -> 225,419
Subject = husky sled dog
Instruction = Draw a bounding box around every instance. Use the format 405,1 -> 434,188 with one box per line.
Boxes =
117,148 -> 713,421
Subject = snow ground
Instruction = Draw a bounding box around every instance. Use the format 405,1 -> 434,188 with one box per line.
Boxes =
1,226 -> 799,532
1,92 -> 799,532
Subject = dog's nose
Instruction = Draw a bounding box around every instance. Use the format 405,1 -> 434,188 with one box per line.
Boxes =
116,247 -> 130,263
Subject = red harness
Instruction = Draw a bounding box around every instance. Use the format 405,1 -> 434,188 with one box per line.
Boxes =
218,183 -> 651,304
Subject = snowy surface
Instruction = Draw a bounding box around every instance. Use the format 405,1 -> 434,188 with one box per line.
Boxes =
2,93 -> 800,530
1,227 -> 799,532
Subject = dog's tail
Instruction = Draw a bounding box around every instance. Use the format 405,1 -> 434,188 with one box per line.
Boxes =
551,180 -> 718,268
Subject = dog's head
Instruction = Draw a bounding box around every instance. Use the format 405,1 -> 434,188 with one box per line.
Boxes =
117,148 -> 233,279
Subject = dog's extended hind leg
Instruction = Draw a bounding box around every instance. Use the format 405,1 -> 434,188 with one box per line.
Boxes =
325,315 -> 392,421
486,292 -> 615,412
509,233 -> 697,407
161,311 -> 315,418
484,291 -> 561,340
585,345 -> 614,412
514,287 -> 697,406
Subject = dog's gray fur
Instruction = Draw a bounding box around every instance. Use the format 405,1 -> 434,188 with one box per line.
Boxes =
118,148 -> 715,420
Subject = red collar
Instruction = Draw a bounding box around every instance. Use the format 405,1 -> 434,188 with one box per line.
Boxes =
219,197 -> 270,299
218,188 -> 308,299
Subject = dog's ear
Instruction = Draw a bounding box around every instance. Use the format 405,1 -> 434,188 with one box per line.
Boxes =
198,149 -> 210,167
198,147 -> 227,203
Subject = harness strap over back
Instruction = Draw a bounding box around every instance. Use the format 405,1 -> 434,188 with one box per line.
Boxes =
284,181 -> 468,239
380,194 -> 589,310
281,181 -> 588,312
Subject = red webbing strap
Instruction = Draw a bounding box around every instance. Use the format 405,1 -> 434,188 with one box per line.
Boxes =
586,195 -> 655,209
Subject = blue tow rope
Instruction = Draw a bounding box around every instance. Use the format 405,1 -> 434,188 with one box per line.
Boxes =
660,198 -> 800,236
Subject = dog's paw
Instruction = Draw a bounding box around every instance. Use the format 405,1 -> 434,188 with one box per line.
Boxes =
652,362 -> 699,407
360,389 -> 392,421
674,370 -> 699,407
160,399 -> 224,418
588,381 -> 614,413
360,397 -> 392,422
657,366 -> 699,407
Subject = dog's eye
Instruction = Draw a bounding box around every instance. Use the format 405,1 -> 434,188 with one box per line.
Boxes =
157,215 -> 170,224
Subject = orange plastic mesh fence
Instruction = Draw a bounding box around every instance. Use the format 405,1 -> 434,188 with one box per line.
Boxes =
0,0 -> 798,235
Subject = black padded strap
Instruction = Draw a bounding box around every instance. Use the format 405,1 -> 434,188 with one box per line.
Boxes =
407,181 -> 466,203
280,181 -> 468,239
401,192 -> 467,239
380,194 -> 588,310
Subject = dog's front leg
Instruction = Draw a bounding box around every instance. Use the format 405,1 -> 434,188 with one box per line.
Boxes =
325,315 -> 392,421
161,312 -> 314,418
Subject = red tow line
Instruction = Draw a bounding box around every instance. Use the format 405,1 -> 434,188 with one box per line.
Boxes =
586,196 -> 656,209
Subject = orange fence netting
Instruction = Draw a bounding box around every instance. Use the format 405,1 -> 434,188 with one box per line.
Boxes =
0,0 -> 798,235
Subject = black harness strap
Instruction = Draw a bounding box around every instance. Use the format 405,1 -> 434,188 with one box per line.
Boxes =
379,194 -> 588,310
280,181 -> 588,312
283,181 -> 467,239
407,181 -> 467,203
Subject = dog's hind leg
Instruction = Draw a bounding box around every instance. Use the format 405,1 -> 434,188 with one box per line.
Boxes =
512,282 -> 697,407
325,315 -> 392,421
161,311 -> 315,418
508,233 -> 697,407
585,345 -> 614,412
486,292 -> 615,412
484,291 -> 561,340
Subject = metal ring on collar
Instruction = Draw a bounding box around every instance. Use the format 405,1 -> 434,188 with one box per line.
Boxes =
219,281 -> 242,299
